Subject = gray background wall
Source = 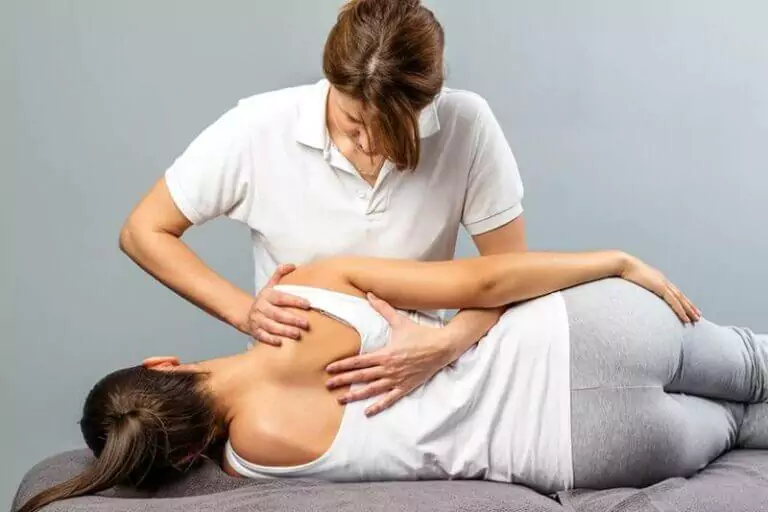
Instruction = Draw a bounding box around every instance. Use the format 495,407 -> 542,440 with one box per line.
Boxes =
3,0 -> 767,508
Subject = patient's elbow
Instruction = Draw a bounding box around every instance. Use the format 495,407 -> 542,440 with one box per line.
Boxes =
473,272 -> 515,309
449,268 -> 495,309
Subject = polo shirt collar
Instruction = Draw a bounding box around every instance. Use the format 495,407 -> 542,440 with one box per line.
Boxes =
295,79 -> 441,150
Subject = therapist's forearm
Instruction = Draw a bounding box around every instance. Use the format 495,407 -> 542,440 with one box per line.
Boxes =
119,226 -> 253,332
441,307 -> 505,362
440,215 -> 526,360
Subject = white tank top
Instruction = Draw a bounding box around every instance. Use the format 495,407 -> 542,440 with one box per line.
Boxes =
225,285 -> 573,493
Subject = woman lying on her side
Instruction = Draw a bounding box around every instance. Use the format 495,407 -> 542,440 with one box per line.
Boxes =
19,250 -> 768,512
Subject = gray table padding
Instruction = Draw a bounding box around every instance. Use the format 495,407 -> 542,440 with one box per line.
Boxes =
12,449 -> 768,512
558,449 -> 768,512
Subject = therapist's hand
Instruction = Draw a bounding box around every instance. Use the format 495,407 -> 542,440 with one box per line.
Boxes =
325,293 -> 454,417
246,264 -> 311,347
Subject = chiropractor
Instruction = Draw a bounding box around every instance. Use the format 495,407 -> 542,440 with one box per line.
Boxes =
120,0 -> 526,417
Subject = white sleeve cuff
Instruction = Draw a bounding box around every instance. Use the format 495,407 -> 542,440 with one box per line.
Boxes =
464,203 -> 524,236
164,170 -> 206,225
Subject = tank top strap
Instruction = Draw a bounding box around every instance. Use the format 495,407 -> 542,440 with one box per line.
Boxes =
273,284 -> 383,349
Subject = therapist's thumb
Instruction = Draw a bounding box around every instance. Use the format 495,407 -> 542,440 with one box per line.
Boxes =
367,293 -> 402,326
266,264 -> 296,288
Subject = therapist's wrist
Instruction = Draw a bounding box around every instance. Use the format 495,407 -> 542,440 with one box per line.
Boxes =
438,320 -> 479,363
442,308 -> 505,362
428,326 -> 463,367
224,292 -> 257,335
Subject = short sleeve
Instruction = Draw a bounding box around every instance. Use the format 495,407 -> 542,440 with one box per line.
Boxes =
461,97 -> 524,236
164,107 -> 254,226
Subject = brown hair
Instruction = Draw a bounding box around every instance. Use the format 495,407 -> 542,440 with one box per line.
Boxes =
17,366 -> 223,512
323,0 -> 445,170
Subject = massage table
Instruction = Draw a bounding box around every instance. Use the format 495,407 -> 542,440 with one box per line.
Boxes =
12,448 -> 768,511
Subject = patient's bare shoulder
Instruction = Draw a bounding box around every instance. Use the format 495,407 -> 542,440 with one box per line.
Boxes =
227,392 -> 341,468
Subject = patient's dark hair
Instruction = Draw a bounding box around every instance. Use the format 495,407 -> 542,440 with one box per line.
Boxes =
17,366 -> 223,512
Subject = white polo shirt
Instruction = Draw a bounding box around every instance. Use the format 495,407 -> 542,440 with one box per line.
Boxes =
165,79 -> 524,293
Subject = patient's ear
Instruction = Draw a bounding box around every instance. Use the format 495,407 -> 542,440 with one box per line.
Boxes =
142,356 -> 181,370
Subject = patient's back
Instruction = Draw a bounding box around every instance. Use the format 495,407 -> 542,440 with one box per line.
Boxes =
225,264 -> 387,468
224,263 -> 572,493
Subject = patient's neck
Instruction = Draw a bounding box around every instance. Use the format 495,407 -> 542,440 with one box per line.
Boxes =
194,351 -> 262,424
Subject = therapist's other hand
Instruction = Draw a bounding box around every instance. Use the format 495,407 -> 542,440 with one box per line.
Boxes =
325,293 -> 453,417
246,264 -> 311,347
620,254 -> 701,324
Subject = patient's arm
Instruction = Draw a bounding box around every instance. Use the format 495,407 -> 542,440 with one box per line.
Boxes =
324,250 -> 629,311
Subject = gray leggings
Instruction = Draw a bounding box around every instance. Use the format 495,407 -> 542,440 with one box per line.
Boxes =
564,278 -> 768,489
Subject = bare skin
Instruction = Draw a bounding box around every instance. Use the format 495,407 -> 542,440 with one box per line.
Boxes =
144,251 -> 698,477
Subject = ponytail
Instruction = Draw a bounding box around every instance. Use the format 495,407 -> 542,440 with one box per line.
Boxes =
17,365 -> 220,512
18,415 -> 148,512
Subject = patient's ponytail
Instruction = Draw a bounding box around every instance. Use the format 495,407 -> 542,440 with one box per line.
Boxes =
17,366 -> 222,512
17,414 -> 148,512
